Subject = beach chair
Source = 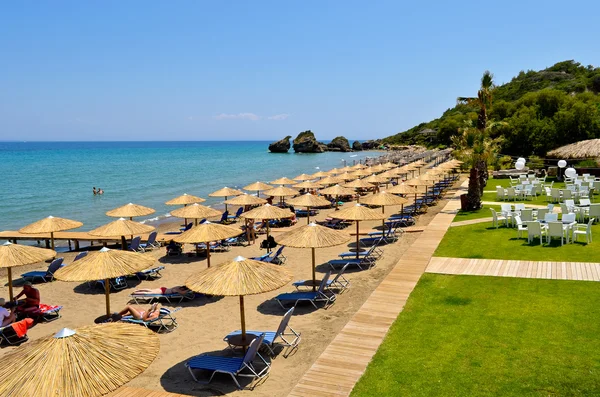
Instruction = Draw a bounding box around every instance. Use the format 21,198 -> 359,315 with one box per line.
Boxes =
93,277 -> 128,291
219,211 -> 230,224
186,334 -> 270,390
227,207 -> 244,222
21,257 -> 64,283
134,265 -> 165,281
252,245 -> 286,265
293,264 -> 351,294
275,272 -> 336,309
225,234 -> 248,247
328,248 -> 379,271
130,289 -> 196,304
17,303 -> 62,322
128,236 -> 141,252
0,318 -> 33,345
139,231 -> 160,251
223,308 -> 301,358
120,307 -> 181,333
362,228 -> 399,245
338,244 -> 382,261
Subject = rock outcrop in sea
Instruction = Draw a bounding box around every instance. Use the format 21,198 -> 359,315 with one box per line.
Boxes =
268,136 -> 291,153
293,130 -> 328,153
327,136 -> 352,152
362,139 -> 382,150
352,140 -> 362,151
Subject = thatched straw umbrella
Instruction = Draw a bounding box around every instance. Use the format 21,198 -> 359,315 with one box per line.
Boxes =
318,175 -> 345,186
364,174 -> 390,186
293,173 -> 313,181
166,194 -> 206,225
0,242 -> 56,300
320,184 -> 356,210
360,191 -> 409,230
106,203 -> 155,221
0,323 -> 159,397
276,223 -> 350,290
243,181 -> 273,197
241,204 -> 294,249
327,167 -> 342,175
329,204 -> 386,259
351,168 -> 372,177
270,177 -> 297,186
387,182 -> 419,205
263,186 -> 300,207
224,193 -> 267,207
343,179 -> 375,203
287,193 -> 331,224
336,172 -> 356,181
338,166 -> 353,173
351,163 -> 367,169
208,187 -> 243,212
312,171 -> 329,179
381,162 -> 397,169
547,139 -> 600,159
174,222 -> 243,268
88,218 -> 155,250
170,203 -> 221,226
54,247 -> 156,316
19,216 -> 83,250
293,180 -> 324,190
186,256 -> 292,346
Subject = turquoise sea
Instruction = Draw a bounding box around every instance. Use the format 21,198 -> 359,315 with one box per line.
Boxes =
0,141 -> 381,233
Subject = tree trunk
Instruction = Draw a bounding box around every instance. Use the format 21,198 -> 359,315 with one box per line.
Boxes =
466,167 -> 482,211
477,159 -> 488,196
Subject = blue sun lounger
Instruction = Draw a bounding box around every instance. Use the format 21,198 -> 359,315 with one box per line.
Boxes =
293,264 -> 350,294
130,289 -> 196,304
275,272 -> 336,309
21,257 -> 64,283
121,307 -> 181,333
187,333 -> 270,389
224,308 -> 301,358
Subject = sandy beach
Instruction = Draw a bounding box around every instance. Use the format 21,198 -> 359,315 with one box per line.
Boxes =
0,180 -> 455,396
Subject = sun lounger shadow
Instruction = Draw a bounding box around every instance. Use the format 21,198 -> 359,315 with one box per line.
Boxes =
72,278 -> 142,295
157,254 -> 207,265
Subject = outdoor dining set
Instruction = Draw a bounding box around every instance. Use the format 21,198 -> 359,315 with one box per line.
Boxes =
496,173 -> 600,202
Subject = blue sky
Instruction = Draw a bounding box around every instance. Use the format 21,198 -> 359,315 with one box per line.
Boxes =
1,1 -> 599,141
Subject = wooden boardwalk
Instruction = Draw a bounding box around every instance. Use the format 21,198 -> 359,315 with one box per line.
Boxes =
288,186 -> 466,397
427,256 -> 600,281
108,387 -> 191,397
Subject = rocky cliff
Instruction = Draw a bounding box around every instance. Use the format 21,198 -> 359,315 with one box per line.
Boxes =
293,131 -> 328,153
268,136 -> 291,153
327,136 -> 352,152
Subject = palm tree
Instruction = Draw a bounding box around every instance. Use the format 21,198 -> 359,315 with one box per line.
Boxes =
455,71 -> 496,209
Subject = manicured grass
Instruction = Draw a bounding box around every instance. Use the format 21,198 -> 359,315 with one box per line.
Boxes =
452,205 -> 499,223
483,177 -> 566,191
482,191 -> 551,206
434,222 -> 600,262
351,273 -> 600,397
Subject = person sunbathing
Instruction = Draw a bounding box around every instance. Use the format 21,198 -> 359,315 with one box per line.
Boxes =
117,303 -> 160,321
0,298 -> 16,327
12,282 -> 40,313
133,286 -> 190,295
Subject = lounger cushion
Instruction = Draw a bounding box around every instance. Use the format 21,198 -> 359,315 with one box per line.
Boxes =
276,292 -> 318,301
188,355 -> 244,372
225,330 -> 276,346
21,271 -> 48,278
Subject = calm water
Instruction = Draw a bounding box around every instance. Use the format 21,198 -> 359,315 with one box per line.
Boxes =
0,141 -> 381,233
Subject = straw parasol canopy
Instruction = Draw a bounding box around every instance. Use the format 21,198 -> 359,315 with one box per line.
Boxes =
165,193 -> 205,206
170,203 -> 221,225
547,139 -> 600,159
327,167 -> 342,175
276,222 -> 350,288
387,182 -> 419,195
186,256 -> 292,344
381,162 -> 398,169
88,218 -> 155,250
174,221 -> 243,267
263,186 -> 300,198
318,175 -> 345,185
351,168 -> 372,177
336,172 -> 356,181
351,163 -> 367,169
243,181 -> 273,197
54,247 -> 156,316
241,204 -> 294,242
287,193 -> 331,223
293,180 -> 324,189
329,204 -> 387,259
312,170 -> 329,178
364,174 -> 390,184
208,187 -> 243,211
343,179 -> 375,189
19,216 -> 83,250
270,177 -> 297,186
224,193 -> 267,206
320,184 -> 356,196
293,173 -> 313,181
360,191 -> 409,230
106,203 -> 155,220
0,322 -> 159,397
0,242 -> 56,300
338,166 -> 353,172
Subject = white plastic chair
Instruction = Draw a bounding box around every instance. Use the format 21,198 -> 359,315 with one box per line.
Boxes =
572,218 -> 594,244
547,222 -> 566,246
514,216 -> 528,238
527,222 -> 546,244
490,208 -> 507,228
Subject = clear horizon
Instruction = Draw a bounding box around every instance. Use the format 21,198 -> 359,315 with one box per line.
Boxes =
1,1 -> 599,141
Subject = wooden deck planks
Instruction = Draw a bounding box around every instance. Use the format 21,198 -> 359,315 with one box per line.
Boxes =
427,257 -> 600,282
107,387 -> 191,397
287,187 -> 466,397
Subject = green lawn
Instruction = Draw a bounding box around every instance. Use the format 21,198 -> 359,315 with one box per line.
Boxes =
483,177 -> 566,191
452,205 -> 499,223
351,274 -> 600,397
434,222 -> 600,262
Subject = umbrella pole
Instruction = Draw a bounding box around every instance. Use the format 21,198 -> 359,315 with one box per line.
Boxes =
105,278 -> 111,316
225,196 -> 228,213
239,295 -> 246,344
266,222 -> 271,253
382,206 -> 386,233
335,195 -> 339,210
356,221 -> 360,259
121,236 -> 127,250
50,231 -> 55,251
206,245 -> 211,268
312,247 -> 317,291
307,206 -> 311,224
7,268 -> 13,300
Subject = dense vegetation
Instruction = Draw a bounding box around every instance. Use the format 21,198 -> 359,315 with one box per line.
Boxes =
384,61 -> 600,156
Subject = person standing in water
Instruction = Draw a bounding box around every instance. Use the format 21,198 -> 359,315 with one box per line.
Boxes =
93,187 -> 97,195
